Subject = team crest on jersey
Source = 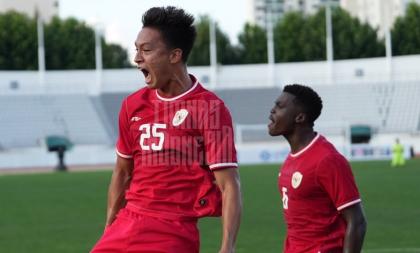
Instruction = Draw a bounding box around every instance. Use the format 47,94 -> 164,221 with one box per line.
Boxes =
291,171 -> 303,189
172,109 -> 189,126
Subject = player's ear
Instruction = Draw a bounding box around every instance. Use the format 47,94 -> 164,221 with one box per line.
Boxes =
295,112 -> 306,124
169,48 -> 183,64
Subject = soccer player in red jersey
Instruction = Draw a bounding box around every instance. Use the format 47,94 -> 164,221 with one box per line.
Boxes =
90,7 -> 242,253
268,84 -> 367,253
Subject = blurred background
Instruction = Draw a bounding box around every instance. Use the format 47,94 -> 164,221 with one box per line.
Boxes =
1,0 -> 420,252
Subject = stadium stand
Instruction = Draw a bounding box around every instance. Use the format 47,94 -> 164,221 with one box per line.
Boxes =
315,81 -> 420,135
315,83 -> 383,135
215,88 -> 281,143
0,94 -> 110,148
2,83 -> 419,148
98,92 -> 129,142
383,81 -> 420,133
2,55 -> 420,167
215,88 -> 281,124
216,83 -> 419,142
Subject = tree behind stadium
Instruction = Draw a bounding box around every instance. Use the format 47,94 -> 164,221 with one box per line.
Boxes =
273,7 -> 385,62
392,2 -> 420,56
0,11 -> 131,70
0,11 -> 37,70
237,23 -> 268,64
188,15 -> 240,66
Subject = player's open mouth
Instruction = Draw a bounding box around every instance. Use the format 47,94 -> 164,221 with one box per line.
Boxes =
140,68 -> 152,84
268,115 -> 275,127
140,68 -> 149,77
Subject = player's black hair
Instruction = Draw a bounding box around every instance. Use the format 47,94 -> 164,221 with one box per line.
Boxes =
283,84 -> 323,126
142,6 -> 196,62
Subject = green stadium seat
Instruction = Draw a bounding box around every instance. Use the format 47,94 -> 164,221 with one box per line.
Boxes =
350,125 -> 372,144
46,135 -> 73,171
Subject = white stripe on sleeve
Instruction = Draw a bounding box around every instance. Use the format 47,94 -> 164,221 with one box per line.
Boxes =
337,199 -> 361,211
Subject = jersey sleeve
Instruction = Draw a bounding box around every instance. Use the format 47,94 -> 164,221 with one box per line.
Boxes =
316,153 -> 361,211
116,98 -> 133,159
202,102 -> 238,170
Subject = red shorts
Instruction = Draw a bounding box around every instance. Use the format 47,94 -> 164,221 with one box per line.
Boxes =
90,207 -> 199,253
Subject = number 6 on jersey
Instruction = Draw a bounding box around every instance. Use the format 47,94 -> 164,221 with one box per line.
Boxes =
282,187 -> 289,209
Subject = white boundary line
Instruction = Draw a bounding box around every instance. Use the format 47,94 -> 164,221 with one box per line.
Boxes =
364,248 -> 420,253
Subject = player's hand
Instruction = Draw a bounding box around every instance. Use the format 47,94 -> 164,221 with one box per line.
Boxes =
105,212 -> 117,227
218,248 -> 235,253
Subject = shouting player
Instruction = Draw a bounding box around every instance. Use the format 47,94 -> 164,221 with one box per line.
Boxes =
91,6 -> 242,253
268,84 -> 367,253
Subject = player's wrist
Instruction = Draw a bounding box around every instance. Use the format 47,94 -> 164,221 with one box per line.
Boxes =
218,242 -> 235,253
218,249 -> 235,253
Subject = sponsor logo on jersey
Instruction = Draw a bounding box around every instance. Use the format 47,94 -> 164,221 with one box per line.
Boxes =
131,116 -> 141,122
291,171 -> 303,189
172,109 -> 189,126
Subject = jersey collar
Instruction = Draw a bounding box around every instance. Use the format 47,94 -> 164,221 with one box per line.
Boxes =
155,74 -> 199,102
290,134 -> 320,158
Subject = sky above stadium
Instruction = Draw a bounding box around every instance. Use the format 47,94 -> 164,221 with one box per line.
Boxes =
60,0 -> 248,61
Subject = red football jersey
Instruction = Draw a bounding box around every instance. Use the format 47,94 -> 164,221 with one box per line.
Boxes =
278,134 -> 361,253
116,75 -> 238,220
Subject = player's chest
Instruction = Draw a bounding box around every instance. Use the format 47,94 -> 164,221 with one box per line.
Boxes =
278,161 -> 320,197
128,104 -> 202,151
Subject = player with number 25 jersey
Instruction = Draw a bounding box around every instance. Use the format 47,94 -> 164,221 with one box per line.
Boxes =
117,74 -> 237,220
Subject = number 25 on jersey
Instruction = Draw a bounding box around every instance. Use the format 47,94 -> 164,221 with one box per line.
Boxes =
139,123 -> 166,151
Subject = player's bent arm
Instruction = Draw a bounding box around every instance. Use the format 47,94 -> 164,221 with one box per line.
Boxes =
341,202 -> 367,253
105,155 -> 134,227
214,168 -> 242,253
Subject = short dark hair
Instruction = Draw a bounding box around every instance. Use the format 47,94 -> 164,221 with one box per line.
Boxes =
142,6 -> 196,62
283,84 -> 323,125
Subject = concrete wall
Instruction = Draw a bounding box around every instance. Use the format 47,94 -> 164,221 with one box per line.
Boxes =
2,55 -> 420,94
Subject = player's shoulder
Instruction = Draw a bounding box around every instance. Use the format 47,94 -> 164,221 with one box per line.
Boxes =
194,84 -> 220,99
125,87 -> 150,101
117,87 -> 152,115
312,136 -> 345,160
122,87 -> 152,106
193,85 -> 228,110
316,136 -> 350,167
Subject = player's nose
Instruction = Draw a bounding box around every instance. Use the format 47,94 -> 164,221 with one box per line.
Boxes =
134,51 -> 144,64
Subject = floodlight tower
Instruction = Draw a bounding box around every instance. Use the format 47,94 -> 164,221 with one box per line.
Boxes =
94,24 -> 104,95
266,0 -> 276,87
325,0 -> 334,85
384,1 -> 393,82
210,19 -> 218,89
36,8 -> 46,88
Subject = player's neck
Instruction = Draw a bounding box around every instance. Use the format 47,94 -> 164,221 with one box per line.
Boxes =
287,129 -> 317,154
157,67 -> 192,98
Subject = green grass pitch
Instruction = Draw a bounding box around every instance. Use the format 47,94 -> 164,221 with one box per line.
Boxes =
1,159 -> 420,253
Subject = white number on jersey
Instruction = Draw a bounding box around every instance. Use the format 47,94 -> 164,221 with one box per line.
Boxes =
282,187 -> 289,209
139,123 -> 166,151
